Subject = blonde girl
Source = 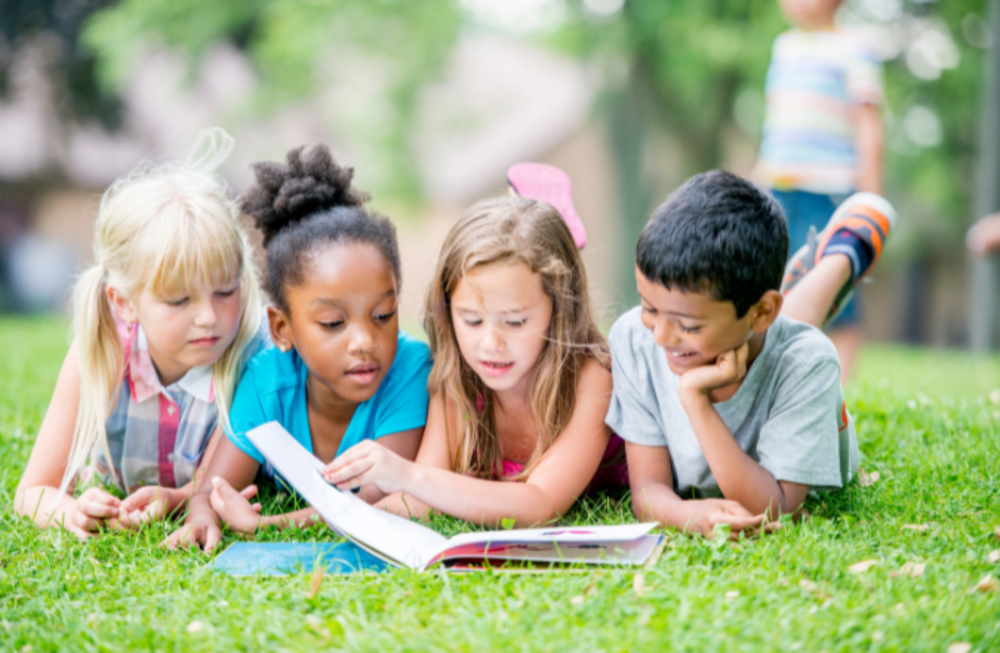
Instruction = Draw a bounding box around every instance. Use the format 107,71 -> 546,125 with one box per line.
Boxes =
15,130 -> 267,539
323,196 -> 626,526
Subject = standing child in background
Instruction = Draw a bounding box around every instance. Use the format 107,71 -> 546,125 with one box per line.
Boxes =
15,129 -> 268,539
168,145 -> 431,551
323,192 -> 626,527
753,0 -> 884,381
611,171 -> 897,538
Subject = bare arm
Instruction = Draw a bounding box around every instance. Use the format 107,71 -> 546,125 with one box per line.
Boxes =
677,346 -> 809,518
680,394 -> 809,517
14,340 -> 128,538
626,441 -> 770,538
15,339 -> 84,527
165,435 -> 260,550
201,428 -> 425,538
854,103 -> 883,195
334,360 -> 614,527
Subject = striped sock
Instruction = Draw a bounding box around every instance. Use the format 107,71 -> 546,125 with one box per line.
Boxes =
821,229 -> 874,281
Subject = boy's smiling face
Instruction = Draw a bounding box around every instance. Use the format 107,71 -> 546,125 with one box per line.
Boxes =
636,266 -> 775,376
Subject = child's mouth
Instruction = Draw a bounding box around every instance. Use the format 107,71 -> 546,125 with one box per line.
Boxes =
346,362 -> 380,385
666,350 -> 696,364
190,336 -> 221,347
480,360 -> 515,377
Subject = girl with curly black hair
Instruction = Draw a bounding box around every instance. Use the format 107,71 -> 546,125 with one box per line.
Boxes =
168,145 -> 431,551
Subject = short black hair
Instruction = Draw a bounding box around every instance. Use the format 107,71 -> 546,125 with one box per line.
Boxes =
241,145 -> 401,313
636,170 -> 788,318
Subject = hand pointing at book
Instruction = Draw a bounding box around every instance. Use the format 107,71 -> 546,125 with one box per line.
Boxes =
322,440 -> 411,494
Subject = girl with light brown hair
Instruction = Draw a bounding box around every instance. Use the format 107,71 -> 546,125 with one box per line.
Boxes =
323,193 -> 626,526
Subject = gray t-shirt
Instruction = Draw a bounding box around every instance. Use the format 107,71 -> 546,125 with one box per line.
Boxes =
606,308 -> 859,498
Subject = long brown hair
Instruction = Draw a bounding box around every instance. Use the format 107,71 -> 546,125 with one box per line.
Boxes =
424,196 -> 607,481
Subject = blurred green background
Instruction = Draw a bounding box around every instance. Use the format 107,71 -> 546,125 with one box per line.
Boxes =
0,0 -> 990,344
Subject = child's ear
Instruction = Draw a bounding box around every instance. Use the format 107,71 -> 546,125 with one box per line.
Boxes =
750,290 -> 783,332
106,286 -> 138,323
267,306 -> 295,353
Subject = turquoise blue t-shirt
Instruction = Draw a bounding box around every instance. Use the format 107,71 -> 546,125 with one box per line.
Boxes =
226,331 -> 432,478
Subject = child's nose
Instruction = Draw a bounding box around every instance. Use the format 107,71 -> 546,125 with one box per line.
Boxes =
348,322 -> 377,353
482,323 -> 506,351
193,299 -> 218,327
653,319 -> 680,348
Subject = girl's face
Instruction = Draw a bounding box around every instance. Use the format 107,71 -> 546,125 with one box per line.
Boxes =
778,0 -> 840,28
272,243 -> 399,406
114,275 -> 242,386
450,261 -> 553,397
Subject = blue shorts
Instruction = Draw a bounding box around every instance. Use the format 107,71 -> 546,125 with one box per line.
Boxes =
771,189 -> 860,328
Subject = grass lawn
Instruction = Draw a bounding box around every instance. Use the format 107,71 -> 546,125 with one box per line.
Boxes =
1,316 -> 998,652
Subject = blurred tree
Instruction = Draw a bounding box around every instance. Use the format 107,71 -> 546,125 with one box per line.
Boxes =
549,1 -> 785,302
0,0 -> 121,127
545,0 -> 987,304
81,0 -> 461,202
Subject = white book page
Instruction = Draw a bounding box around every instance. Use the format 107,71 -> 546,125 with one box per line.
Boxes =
247,422 -> 448,569
434,534 -> 663,568
423,523 -> 658,569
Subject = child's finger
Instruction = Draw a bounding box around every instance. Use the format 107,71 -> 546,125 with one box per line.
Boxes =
121,486 -> 154,511
726,513 -> 766,532
252,503 -> 262,513
323,449 -> 361,475
140,498 -> 167,522
83,487 -> 121,506
203,526 -> 221,553
735,343 -> 749,378
79,497 -> 121,520
162,528 -> 189,550
71,510 -> 103,532
325,457 -> 374,485
209,489 -> 226,514
239,485 -> 259,501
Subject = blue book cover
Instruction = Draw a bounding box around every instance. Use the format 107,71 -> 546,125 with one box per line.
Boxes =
210,541 -> 389,576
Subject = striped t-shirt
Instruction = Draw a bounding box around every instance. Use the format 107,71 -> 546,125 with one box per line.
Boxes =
754,28 -> 883,195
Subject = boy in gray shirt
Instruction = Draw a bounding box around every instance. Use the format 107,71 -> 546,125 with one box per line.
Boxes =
607,171 -> 897,537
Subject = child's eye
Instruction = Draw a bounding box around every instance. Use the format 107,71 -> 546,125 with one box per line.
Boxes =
640,305 -> 656,315
167,297 -> 189,307
320,320 -> 345,329
463,318 -> 483,327
215,287 -> 238,298
374,310 -> 397,323
505,319 -> 526,328
678,323 -> 702,334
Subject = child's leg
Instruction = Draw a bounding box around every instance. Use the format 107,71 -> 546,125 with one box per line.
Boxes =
781,254 -> 852,327
779,192 -> 898,330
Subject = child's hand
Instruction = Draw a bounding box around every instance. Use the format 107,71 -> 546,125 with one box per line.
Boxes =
208,477 -> 262,534
322,441 -> 410,495
63,487 -> 122,540
163,514 -> 223,552
678,343 -> 749,400
115,486 -> 184,528
685,498 -> 779,540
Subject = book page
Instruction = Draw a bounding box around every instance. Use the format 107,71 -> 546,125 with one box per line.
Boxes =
429,534 -> 663,569
247,422 -> 448,569
423,523 -> 658,569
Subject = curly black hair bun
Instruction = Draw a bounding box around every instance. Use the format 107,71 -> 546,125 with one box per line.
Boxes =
241,144 -> 370,247
241,144 -> 402,312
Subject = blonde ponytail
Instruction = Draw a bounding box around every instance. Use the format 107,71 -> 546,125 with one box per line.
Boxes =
59,265 -> 123,495
60,128 -> 263,493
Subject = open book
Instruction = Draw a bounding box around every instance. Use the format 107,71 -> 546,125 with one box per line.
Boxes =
245,422 -> 663,571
